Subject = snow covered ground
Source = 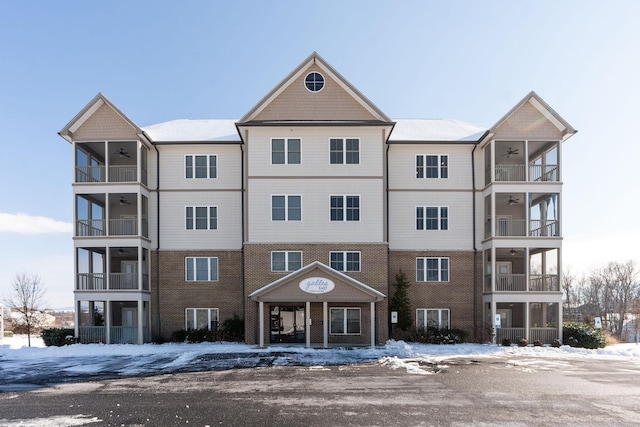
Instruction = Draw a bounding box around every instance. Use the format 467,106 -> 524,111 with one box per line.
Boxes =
1,335 -> 639,387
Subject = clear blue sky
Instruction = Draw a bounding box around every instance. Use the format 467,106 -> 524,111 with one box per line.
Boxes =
1,1 -> 638,308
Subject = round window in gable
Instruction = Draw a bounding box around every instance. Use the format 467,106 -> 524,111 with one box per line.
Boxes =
304,72 -> 325,92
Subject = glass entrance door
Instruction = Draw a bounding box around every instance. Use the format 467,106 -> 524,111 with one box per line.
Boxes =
270,305 -> 305,343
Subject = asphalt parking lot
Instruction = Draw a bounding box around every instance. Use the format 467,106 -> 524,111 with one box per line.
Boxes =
1,355 -> 640,426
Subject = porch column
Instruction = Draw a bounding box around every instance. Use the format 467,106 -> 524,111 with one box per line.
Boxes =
558,299 -> 564,344
491,301 -> 497,345
74,300 -> 80,340
305,301 -> 311,348
525,302 -> 530,342
370,302 -> 376,348
258,301 -> 264,348
137,298 -> 144,344
323,301 -> 328,348
104,300 -> 111,344
524,140 -> 529,181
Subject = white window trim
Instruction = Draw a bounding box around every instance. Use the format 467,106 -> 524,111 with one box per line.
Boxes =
271,138 -> 301,165
329,251 -> 361,272
271,251 -> 303,272
330,195 -> 360,222
185,154 -> 217,179
185,206 -> 218,230
329,307 -> 362,335
271,195 -> 302,221
416,308 -> 450,329
416,154 -> 448,179
416,257 -> 450,282
185,308 -> 219,330
329,137 -> 360,165
185,257 -> 219,281
416,206 -> 449,230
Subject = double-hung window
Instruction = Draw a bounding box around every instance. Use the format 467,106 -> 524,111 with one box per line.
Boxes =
330,308 -> 361,335
185,308 -> 219,330
185,155 -> 217,179
272,195 -> 301,221
186,206 -> 217,230
416,257 -> 449,282
185,257 -> 219,281
271,251 -> 302,272
271,138 -> 301,164
416,207 -> 448,230
416,308 -> 450,329
416,155 -> 448,179
330,251 -> 361,272
330,195 -> 360,221
330,138 -> 359,164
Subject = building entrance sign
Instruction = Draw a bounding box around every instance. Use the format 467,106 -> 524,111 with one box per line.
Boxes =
299,277 -> 335,294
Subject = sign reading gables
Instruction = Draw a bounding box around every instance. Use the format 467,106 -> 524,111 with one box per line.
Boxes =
299,277 -> 335,294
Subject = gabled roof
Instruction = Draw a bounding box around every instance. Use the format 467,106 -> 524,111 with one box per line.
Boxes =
238,52 -> 392,124
142,119 -> 240,142
248,261 -> 386,302
489,91 -> 577,140
58,93 -> 142,143
389,119 -> 488,143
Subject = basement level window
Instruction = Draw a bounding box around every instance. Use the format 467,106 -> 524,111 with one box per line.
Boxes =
304,72 -> 324,92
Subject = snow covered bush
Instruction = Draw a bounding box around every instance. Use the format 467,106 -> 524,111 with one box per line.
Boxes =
518,338 -> 529,347
41,328 -> 77,346
408,326 -> 468,344
501,338 -> 512,346
563,322 -> 606,349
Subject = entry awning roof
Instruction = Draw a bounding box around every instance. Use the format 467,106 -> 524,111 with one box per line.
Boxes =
248,261 -> 386,303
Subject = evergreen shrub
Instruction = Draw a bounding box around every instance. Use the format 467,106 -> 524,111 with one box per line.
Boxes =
562,322 -> 606,349
41,328 -> 77,346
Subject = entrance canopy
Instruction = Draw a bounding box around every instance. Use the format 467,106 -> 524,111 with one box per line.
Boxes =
249,261 -> 385,348
248,261 -> 385,303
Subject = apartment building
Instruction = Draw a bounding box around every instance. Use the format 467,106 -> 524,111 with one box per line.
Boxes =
59,52 -> 575,346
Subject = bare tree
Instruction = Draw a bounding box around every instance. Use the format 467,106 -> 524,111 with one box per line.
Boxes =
581,261 -> 639,339
2,274 -> 47,347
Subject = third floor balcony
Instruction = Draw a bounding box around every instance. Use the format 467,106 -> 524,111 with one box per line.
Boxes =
75,141 -> 148,185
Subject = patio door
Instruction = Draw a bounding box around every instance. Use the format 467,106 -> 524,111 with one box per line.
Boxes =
122,307 -> 138,344
270,305 -> 305,344
122,261 -> 137,289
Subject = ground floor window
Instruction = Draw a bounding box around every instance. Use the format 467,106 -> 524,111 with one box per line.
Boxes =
330,307 -> 361,335
185,308 -> 219,330
416,308 -> 450,329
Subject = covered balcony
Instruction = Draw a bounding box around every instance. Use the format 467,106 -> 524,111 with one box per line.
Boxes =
76,300 -> 151,344
486,302 -> 561,345
75,141 -> 147,185
76,246 -> 150,291
484,140 -> 560,185
484,192 -> 559,239
484,247 -> 559,293
75,193 -> 148,238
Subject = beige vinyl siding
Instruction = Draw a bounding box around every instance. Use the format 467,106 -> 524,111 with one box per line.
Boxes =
157,144 -> 241,190
247,178 -> 384,243
388,191 -> 474,251
246,127 -> 384,178
252,64 -> 378,122
387,144 -> 474,190
158,190 -> 242,250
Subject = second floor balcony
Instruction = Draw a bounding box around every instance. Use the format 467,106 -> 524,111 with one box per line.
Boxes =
75,193 -> 149,238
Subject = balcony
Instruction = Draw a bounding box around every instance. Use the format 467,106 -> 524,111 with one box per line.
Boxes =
484,273 -> 559,293
77,273 -> 149,291
78,326 -> 151,344
486,218 -> 559,238
493,164 -> 558,182
75,165 -> 139,183
76,217 -> 147,237
75,141 -> 147,185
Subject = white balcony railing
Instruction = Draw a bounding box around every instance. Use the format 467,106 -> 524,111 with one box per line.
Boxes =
109,218 -> 138,236
75,165 -> 137,183
76,273 -> 149,291
486,219 -> 559,238
76,219 -> 106,236
530,219 -> 559,237
484,274 -> 559,293
530,164 -> 558,182
494,164 -> 558,182
529,328 -> 560,344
